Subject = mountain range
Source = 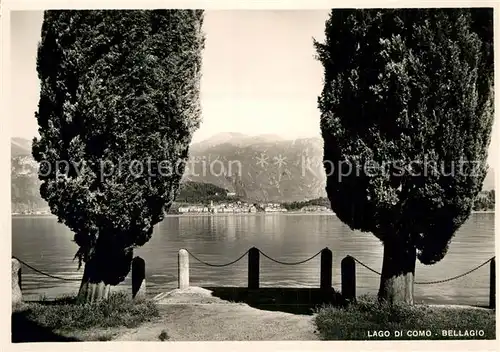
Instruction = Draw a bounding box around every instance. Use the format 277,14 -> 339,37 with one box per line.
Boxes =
11,133 -> 496,211
186,133 -> 327,201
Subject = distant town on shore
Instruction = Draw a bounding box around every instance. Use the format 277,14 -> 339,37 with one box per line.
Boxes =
12,180 -> 494,216
172,200 -> 333,214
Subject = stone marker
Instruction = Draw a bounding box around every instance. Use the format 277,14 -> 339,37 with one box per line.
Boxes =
178,249 -> 189,289
132,256 -> 146,301
320,248 -> 333,289
341,255 -> 356,302
12,258 -> 22,306
248,247 -> 260,289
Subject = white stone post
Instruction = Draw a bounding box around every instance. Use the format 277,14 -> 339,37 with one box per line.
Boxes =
12,258 -> 22,306
178,249 -> 189,290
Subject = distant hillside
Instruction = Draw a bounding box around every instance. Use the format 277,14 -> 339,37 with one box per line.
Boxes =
11,137 -> 32,157
188,133 -> 496,201
11,155 -> 47,213
190,132 -> 286,152
186,136 -> 326,202
11,136 -> 496,210
482,167 -> 495,190
176,181 -> 239,203
191,132 -> 247,149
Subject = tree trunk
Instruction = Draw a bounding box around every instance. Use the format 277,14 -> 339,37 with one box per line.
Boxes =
378,238 -> 416,304
77,257 -> 111,303
76,240 -> 133,303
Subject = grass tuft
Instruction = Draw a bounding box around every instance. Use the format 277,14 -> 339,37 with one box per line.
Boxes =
158,329 -> 169,341
314,295 -> 495,340
20,292 -> 160,332
95,333 -> 115,341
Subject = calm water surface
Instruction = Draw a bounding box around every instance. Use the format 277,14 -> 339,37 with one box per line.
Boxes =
12,213 -> 495,305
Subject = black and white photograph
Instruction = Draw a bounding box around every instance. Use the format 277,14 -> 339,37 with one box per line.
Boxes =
4,2 -> 497,346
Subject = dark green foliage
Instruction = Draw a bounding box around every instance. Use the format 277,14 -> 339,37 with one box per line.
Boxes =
33,10 -> 204,284
281,197 -> 331,211
473,190 -> 495,211
176,181 -> 239,203
315,9 -> 494,265
314,296 -> 495,340
18,292 -> 159,331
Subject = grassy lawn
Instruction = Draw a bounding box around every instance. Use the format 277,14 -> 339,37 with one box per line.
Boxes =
12,292 -> 160,342
13,290 -> 495,341
314,296 -> 495,340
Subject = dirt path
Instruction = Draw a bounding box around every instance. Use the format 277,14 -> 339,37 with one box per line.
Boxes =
113,287 -> 319,341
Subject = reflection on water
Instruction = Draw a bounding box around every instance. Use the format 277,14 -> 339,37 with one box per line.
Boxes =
12,213 -> 494,305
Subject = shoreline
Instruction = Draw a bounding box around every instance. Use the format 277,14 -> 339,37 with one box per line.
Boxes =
11,211 -> 338,217
11,212 -> 338,218
11,211 -> 494,218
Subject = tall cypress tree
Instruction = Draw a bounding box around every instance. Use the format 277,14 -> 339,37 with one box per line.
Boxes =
33,10 -> 205,301
315,9 -> 493,303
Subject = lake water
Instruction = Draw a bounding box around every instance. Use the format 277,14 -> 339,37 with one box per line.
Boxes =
12,213 -> 495,306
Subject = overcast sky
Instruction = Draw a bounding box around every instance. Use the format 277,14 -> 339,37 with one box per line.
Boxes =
10,10 -> 497,166
11,10 -> 328,143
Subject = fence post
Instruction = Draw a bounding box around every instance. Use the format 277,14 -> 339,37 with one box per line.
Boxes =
341,255 -> 356,302
178,249 -> 189,289
132,256 -> 146,300
320,248 -> 333,289
248,247 -> 260,289
490,258 -> 495,309
12,258 -> 22,306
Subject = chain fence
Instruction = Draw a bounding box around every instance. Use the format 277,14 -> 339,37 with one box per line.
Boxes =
12,256 -> 82,282
185,248 -> 323,267
12,250 -> 495,286
184,248 -> 495,286
183,248 -> 250,267
352,256 -> 495,285
258,249 -> 323,265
